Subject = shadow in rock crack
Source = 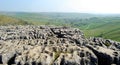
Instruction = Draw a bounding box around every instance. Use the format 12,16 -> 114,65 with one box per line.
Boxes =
7,54 -> 16,65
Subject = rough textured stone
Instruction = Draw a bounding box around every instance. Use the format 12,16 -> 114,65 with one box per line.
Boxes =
0,25 -> 119,65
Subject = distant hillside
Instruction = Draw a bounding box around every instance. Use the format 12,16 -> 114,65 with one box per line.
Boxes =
82,18 -> 120,41
0,12 -> 105,25
0,15 -> 29,25
0,12 -> 120,41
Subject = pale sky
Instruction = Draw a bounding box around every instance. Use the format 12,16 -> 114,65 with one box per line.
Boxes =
0,0 -> 120,14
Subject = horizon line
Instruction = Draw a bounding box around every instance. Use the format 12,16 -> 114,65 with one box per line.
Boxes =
1,11 -> 120,15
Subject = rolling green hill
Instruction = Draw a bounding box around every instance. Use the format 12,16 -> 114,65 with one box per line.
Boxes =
0,12 -> 120,41
0,15 -> 30,25
83,21 -> 120,41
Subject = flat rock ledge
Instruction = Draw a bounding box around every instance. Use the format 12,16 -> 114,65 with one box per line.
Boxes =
0,25 -> 119,65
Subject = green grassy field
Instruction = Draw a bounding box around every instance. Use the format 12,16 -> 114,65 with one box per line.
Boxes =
0,15 -> 29,25
0,12 -> 120,41
83,22 -> 120,41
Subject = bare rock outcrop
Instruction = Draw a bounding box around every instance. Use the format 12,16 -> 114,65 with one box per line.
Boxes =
87,37 -> 120,65
0,25 -> 119,65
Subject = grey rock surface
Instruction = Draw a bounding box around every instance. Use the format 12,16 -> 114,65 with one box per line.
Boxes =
0,25 -> 119,65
